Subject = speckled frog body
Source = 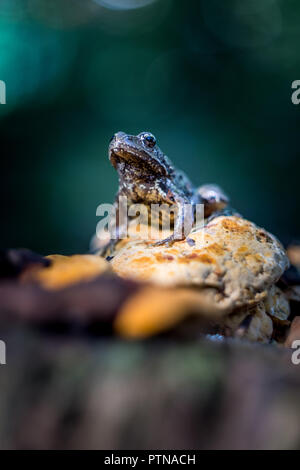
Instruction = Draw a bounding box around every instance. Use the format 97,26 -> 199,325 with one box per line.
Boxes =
108,131 -> 230,246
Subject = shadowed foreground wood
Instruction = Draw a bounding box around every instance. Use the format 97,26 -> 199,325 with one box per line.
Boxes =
0,249 -> 300,449
0,332 -> 299,450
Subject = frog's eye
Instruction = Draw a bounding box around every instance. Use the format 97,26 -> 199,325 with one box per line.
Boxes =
141,132 -> 156,148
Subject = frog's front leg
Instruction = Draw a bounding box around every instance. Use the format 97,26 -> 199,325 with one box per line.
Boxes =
153,197 -> 194,246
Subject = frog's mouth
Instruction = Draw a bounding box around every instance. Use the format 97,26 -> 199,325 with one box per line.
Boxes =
109,146 -> 168,176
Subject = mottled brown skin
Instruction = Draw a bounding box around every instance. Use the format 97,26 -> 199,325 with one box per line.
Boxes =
108,131 -> 230,248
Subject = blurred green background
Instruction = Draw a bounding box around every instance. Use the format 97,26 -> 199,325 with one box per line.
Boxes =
0,0 -> 299,255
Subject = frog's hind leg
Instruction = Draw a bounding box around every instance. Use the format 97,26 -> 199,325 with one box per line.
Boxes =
89,230 -> 116,257
90,202 -> 128,257
196,184 -> 229,218
90,229 -> 127,258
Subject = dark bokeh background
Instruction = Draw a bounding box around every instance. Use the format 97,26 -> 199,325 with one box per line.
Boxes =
1,0 -> 299,255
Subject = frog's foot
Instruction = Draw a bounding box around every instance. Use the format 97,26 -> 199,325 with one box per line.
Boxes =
152,234 -> 185,247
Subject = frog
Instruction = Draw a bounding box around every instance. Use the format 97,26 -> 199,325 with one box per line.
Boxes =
92,131 -> 232,255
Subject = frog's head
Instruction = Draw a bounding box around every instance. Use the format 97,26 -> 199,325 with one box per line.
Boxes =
109,131 -> 173,177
